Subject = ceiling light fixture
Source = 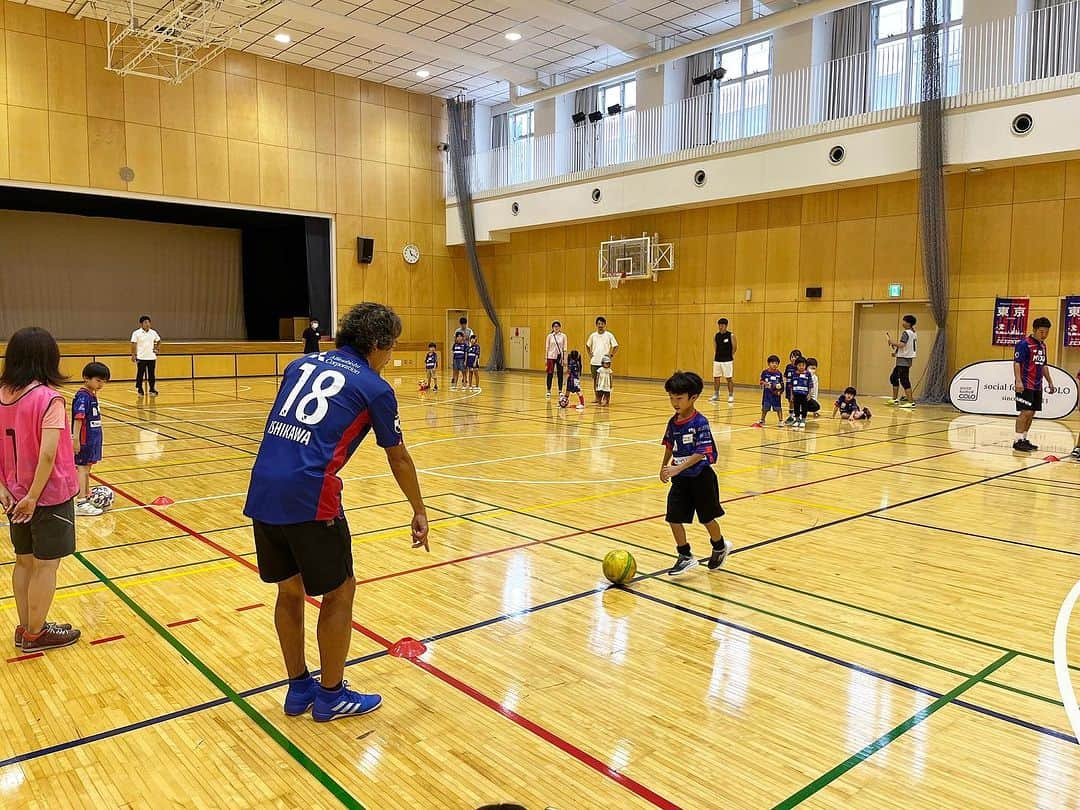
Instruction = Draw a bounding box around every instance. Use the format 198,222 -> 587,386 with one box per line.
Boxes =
274,32 -> 291,44
416,69 -> 431,78
504,32 -> 522,41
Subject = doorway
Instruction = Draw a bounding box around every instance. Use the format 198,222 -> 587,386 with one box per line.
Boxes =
508,326 -> 531,369
852,301 -> 936,397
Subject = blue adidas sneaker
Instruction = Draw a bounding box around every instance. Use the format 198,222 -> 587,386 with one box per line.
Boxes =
313,681 -> 382,723
284,675 -> 318,716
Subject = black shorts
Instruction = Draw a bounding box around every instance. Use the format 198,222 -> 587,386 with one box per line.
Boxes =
1016,388 -> 1043,412
253,517 -> 353,596
666,466 -> 725,525
890,364 -> 912,388
10,498 -> 76,560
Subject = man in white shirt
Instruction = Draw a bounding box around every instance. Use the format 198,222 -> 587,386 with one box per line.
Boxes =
130,315 -> 162,396
585,316 -> 619,403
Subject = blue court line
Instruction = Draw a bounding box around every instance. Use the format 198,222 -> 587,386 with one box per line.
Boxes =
870,514 -> 1080,557
624,587 -> 1078,746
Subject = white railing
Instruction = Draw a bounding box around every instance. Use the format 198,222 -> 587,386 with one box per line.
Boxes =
447,1 -> 1080,201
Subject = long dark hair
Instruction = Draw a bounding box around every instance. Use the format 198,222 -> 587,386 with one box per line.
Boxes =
1,327 -> 67,389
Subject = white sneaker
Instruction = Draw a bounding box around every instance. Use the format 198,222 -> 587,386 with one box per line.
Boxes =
575,404 -> 585,411
450,385 -> 457,391
727,395 -> 735,403
708,394 -> 719,402
75,500 -> 103,517
545,391 -> 551,398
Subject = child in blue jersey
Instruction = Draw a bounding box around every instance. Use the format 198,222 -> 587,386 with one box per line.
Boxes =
424,342 -> 439,392
660,371 -> 731,576
783,349 -> 802,425
466,335 -> 481,392
72,362 -> 110,517
565,350 -> 585,410
450,333 -> 467,391
832,387 -> 871,421
244,302 -> 430,724
755,355 -> 785,427
790,357 -> 812,428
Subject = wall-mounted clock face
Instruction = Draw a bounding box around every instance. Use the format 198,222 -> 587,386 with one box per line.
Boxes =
403,244 -> 421,264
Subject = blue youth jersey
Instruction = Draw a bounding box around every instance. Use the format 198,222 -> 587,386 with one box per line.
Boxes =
761,369 -> 783,405
466,344 -> 481,368
452,342 -> 467,363
836,396 -> 859,415
425,351 -> 438,370
792,371 -> 812,395
1014,336 -> 1047,391
662,411 -> 717,478
71,388 -> 103,452
244,347 -> 403,524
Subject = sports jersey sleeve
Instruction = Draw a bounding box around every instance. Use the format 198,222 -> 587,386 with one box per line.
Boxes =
760,370 -> 768,384
72,392 -> 88,421
662,419 -> 674,448
368,391 -> 403,449
693,419 -> 716,463
1014,340 -> 1030,364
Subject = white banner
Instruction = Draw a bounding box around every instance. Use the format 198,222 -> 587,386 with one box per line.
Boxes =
950,361 -> 1078,420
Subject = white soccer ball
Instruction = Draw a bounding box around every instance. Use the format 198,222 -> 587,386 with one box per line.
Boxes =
89,485 -> 115,510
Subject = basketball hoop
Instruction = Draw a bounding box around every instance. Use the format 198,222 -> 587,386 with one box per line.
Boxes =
607,271 -> 625,289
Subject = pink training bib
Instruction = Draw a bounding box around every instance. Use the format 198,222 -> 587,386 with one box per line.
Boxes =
0,384 -> 79,507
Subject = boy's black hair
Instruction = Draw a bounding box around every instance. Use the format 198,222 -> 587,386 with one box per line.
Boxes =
1032,316 -> 1052,330
454,332 -> 464,340
568,349 -> 581,361
717,318 -> 728,325
902,314 -> 917,326
789,348 -> 802,360
83,362 -> 111,381
469,334 -> 478,340
139,315 -> 152,324
459,316 -> 468,325
844,386 -> 857,396
595,316 -> 607,324
806,357 -> 818,367
795,357 -> 807,367
0,327 -> 66,389
427,342 -> 436,348
767,354 -> 780,364
664,370 -> 704,397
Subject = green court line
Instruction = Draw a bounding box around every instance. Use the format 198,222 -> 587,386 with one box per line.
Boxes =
451,510 -> 1064,709
772,652 -> 1018,808
72,551 -> 365,810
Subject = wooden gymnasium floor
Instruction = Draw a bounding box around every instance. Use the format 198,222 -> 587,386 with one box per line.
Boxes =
2,372 -> 1080,809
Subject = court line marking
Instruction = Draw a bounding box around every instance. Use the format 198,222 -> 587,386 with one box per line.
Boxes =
1054,580 -> 1080,744
69,551 -> 366,810
89,476 -> 680,810
870,515 -> 1080,557
773,652 -> 1018,808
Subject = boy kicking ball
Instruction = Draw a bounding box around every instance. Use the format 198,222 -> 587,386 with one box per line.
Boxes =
659,371 -> 732,576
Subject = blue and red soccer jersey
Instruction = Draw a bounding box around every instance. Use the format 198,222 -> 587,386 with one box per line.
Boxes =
662,410 -> 718,478
71,388 -> 103,465
244,346 -> 403,524
425,351 -> 438,370
761,369 -> 783,408
1014,336 -> 1048,391
566,356 -> 582,393
466,343 -> 481,369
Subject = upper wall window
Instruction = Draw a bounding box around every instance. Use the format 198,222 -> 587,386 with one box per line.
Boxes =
871,0 -> 963,109
600,78 -> 637,113
714,37 -> 772,140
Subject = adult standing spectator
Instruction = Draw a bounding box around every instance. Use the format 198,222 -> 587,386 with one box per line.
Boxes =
302,318 -> 322,354
544,321 -> 568,398
585,316 -> 618,403
1012,316 -> 1056,452
130,315 -> 161,396
243,302 -> 430,722
710,318 -> 737,403
886,314 -> 917,408
454,316 -> 475,342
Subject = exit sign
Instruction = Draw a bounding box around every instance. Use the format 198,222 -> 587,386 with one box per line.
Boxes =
887,284 -> 903,298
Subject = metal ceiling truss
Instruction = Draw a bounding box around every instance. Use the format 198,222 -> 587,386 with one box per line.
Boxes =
92,0 -> 273,84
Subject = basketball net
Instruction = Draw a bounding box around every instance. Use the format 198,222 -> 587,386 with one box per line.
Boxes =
607,271 -> 625,289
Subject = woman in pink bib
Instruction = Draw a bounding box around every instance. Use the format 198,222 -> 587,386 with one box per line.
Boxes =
0,327 -> 81,653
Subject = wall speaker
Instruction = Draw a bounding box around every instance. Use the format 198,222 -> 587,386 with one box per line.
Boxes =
357,236 -> 374,264
805,287 -> 823,298
693,169 -> 707,187
591,187 -> 602,203
828,145 -> 845,165
1011,113 -> 1033,136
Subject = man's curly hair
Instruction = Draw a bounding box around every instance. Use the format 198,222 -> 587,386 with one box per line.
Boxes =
336,302 -> 402,356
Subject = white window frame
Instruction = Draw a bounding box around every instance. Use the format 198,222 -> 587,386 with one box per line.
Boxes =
599,77 -> 637,113
713,36 -> 772,141
870,0 -> 963,110
508,108 -> 534,183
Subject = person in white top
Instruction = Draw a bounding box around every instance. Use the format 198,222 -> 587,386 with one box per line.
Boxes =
585,316 -> 619,403
544,321 -> 568,398
130,315 -> 162,396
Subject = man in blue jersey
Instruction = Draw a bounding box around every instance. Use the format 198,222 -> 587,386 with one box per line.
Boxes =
1012,316 -> 1056,452
244,302 -> 429,723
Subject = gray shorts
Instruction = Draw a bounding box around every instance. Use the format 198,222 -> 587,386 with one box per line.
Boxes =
9,498 -> 76,560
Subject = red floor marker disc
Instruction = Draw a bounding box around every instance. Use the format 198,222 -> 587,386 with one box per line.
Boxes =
1044,455 -> 1060,462
389,637 -> 427,659
151,496 -> 175,506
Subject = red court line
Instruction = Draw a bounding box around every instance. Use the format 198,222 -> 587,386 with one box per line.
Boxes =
6,652 -> 43,663
235,603 -> 264,612
92,475 -> 679,808
90,635 -> 125,646
166,618 -> 200,627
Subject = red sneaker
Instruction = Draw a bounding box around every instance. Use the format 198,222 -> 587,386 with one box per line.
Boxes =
15,621 -> 73,649
21,625 -> 81,652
